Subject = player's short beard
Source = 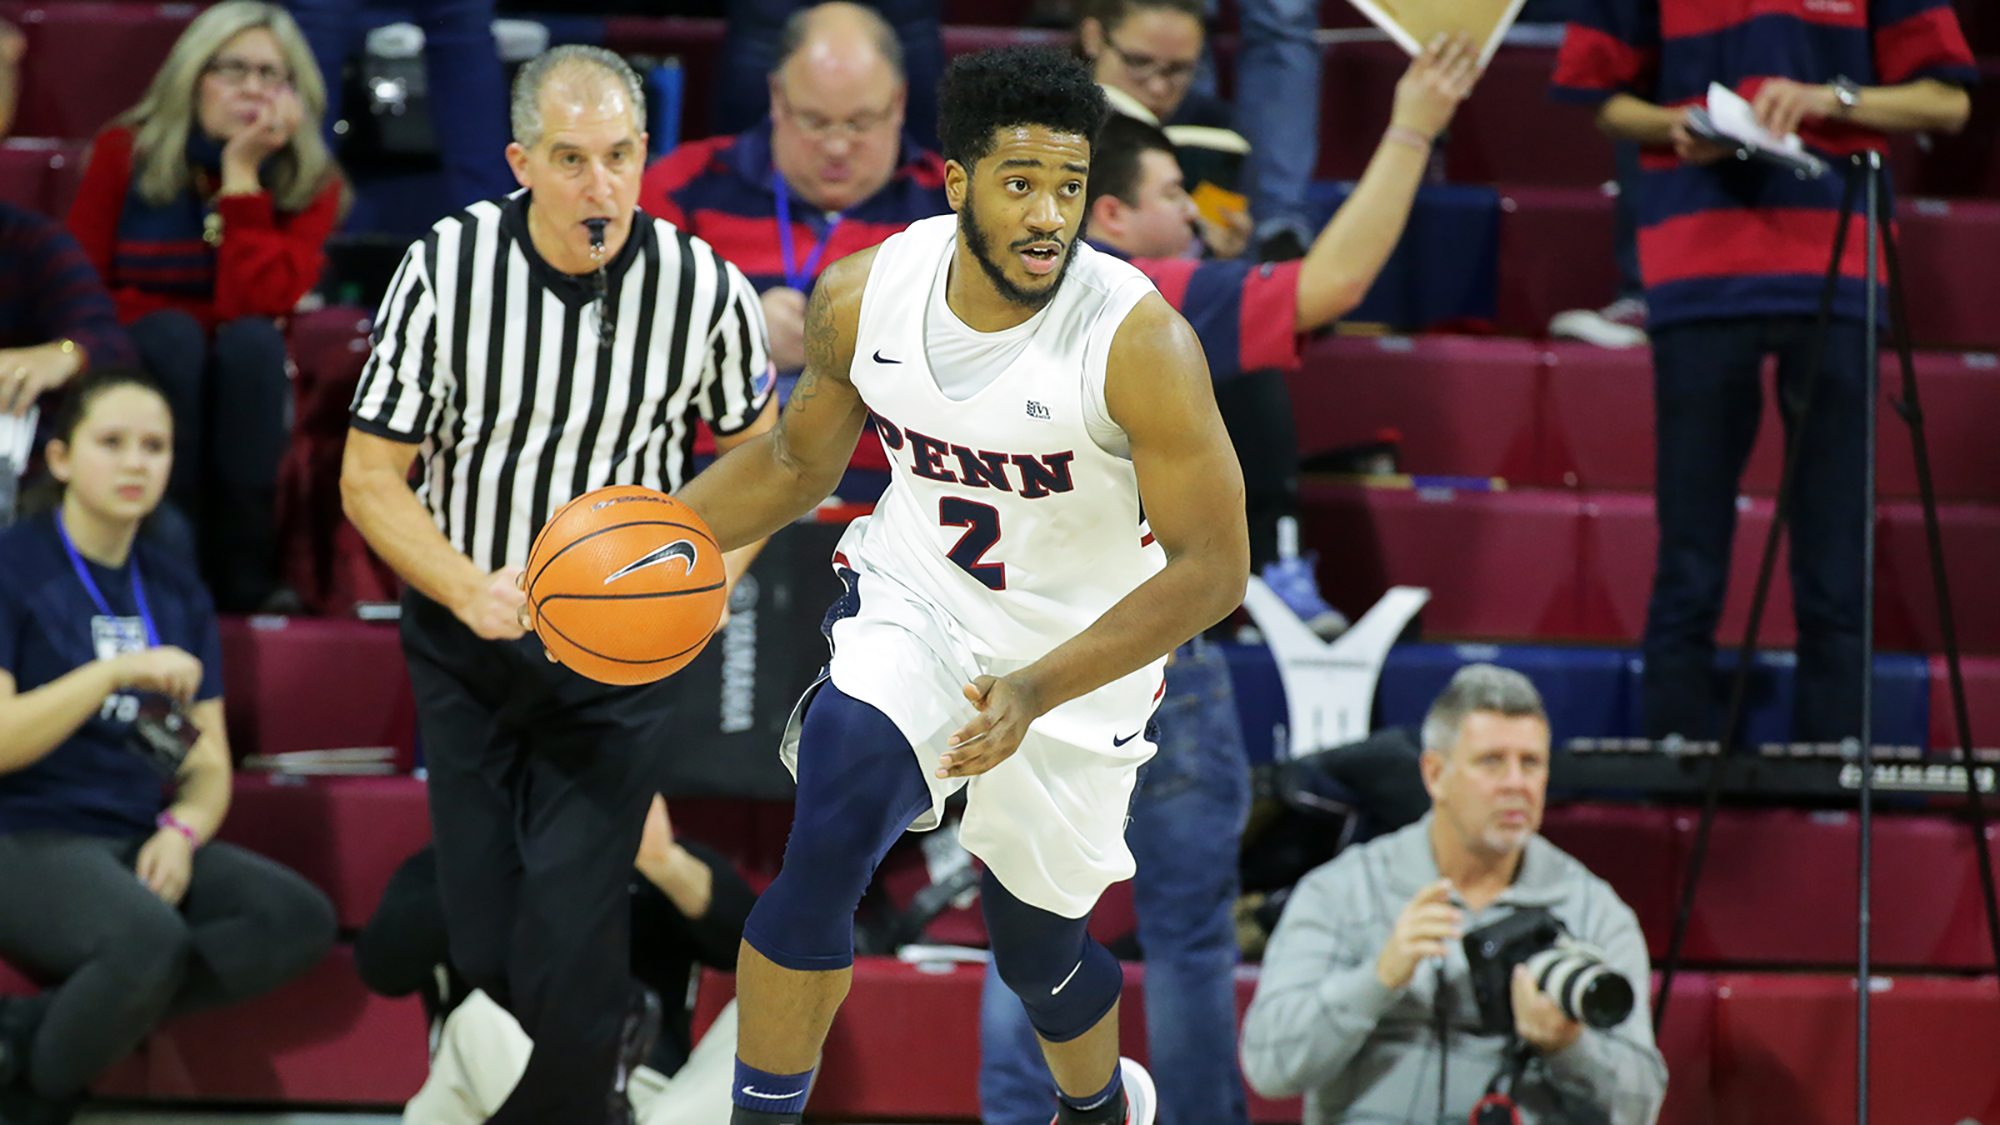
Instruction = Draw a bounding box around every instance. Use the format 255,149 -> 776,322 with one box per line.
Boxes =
959,182 -> 1079,312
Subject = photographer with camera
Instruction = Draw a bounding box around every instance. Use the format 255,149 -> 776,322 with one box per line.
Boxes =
0,368 -> 334,1125
1240,665 -> 1664,1125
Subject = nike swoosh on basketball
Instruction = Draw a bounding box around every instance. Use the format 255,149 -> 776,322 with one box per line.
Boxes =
740,1086 -> 793,1100
872,349 -> 902,364
1112,731 -> 1141,747
602,540 -> 698,585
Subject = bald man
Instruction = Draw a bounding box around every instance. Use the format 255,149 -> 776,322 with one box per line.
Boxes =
641,2 -> 948,373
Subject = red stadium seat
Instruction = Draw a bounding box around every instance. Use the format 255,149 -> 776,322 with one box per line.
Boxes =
217,614 -> 418,771
1710,974 -> 2000,1125
217,773 -> 431,930
0,2 -> 192,140
0,137 -> 84,216
1300,480 -> 1590,641
1286,335 -> 1545,482
1495,187 -> 1623,339
1668,810 -> 2000,970
1929,655 -> 2000,751
92,945 -> 428,1105
1654,972 -> 1718,1125
1896,199 -> 2000,350
1443,48 -> 1614,189
1539,804 -> 1679,951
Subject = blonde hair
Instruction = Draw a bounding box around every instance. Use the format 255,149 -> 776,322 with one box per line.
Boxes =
116,0 -> 343,213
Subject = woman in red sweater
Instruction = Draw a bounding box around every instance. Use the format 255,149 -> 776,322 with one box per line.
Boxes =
68,0 -> 344,613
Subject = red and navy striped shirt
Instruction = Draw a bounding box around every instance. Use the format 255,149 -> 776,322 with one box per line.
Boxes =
638,120 -> 949,296
1551,0 -> 1975,328
1093,244 -> 1305,377
0,201 -> 133,370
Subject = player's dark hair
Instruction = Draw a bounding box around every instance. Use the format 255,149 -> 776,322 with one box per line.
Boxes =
1086,113 -> 1176,212
936,46 -> 1108,170
19,366 -> 172,515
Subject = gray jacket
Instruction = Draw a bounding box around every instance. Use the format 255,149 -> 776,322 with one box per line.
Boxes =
1239,815 -> 1667,1125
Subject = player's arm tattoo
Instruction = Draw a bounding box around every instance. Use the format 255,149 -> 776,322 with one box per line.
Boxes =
785,278 -> 839,421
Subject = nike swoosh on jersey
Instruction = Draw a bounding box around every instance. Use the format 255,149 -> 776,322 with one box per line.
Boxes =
602,539 -> 698,585
872,349 -> 903,364
1050,958 -> 1084,995
1112,731 -> 1141,747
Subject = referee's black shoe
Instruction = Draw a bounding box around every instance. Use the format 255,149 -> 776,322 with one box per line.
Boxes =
609,986 -> 663,1125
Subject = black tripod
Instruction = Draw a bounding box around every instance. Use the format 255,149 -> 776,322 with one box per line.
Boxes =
1648,151 -> 2000,1125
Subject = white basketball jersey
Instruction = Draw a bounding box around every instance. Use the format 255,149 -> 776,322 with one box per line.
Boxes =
836,213 -> 1167,666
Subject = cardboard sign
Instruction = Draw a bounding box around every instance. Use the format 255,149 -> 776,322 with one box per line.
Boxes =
1344,0 -> 1529,66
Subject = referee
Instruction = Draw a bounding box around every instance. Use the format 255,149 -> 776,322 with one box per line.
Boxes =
340,45 -> 775,1125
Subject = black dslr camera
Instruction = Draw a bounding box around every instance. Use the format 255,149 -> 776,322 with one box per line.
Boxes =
1463,908 -> 1634,1036
129,695 -> 200,776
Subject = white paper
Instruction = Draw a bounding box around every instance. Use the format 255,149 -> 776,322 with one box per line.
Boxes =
1706,82 -> 1806,155
0,405 -> 36,468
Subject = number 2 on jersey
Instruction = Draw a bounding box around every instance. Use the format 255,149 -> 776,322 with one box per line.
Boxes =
940,497 -> 1005,590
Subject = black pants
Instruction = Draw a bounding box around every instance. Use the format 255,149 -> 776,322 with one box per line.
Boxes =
0,833 -> 334,1099
1643,316 -> 1869,743
1213,367 -> 1300,570
127,310 -> 290,612
400,589 -> 683,1125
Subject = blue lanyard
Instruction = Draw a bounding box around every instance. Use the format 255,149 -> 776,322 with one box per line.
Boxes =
56,513 -> 159,647
773,170 -> 842,292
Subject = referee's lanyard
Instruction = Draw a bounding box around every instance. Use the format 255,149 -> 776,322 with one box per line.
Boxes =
57,512 -> 159,655
774,170 -> 842,293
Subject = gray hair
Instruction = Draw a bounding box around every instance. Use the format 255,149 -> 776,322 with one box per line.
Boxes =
510,44 -> 646,148
773,3 -> 905,82
1420,664 -> 1549,754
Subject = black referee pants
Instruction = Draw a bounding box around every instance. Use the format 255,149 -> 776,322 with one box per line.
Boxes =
400,589 -> 682,1125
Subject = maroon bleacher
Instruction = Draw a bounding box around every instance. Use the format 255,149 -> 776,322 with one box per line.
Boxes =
0,2 -> 191,141
218,773 -> 430,930
1929,655 -> 2000,750
91,945 -> 428,1105
0,137 -> 84,215
217,614 -> 418,771
1495,185 -> 1622,337
1290,338 -> 2000,503
1286,335 -> 1544,480
1711,974 -> 2000,1125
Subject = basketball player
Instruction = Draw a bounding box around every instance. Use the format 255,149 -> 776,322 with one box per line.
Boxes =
670,45 -> 1249,1125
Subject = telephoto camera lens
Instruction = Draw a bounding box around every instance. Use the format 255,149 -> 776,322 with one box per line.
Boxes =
1524,939 -> 1634,1029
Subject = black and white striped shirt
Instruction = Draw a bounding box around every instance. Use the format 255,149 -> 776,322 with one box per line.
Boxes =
350,193 -> 773,573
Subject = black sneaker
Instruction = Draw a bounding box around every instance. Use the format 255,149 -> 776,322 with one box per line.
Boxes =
607,987 -> 662,1125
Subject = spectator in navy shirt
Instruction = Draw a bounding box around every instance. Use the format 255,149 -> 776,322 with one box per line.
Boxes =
0,205 -> 135,420
641,3 -> 948,374
0,368 -> 333,1125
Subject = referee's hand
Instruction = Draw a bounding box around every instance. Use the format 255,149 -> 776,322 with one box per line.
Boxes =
459,565 -> 529,641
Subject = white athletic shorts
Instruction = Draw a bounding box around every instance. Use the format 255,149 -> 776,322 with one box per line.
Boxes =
779,550 -> 1164,919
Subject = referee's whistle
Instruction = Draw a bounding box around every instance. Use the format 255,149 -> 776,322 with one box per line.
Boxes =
584,218 -> 609,255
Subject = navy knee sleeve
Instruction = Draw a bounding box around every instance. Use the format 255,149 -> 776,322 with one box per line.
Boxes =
742,683 -> 933,971
982,868 -> 1121,1043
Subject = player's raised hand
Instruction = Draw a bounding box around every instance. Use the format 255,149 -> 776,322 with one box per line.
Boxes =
939,674 -> 1042,778
1392,32 -> 1480,143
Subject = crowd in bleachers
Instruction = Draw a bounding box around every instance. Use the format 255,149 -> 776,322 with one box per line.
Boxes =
0,0 -> 1994,1122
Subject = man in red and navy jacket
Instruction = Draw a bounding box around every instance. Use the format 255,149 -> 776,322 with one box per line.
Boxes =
640,2 -> 947,377
1551,0 -> 1974,745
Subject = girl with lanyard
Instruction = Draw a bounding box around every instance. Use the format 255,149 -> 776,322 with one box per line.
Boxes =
0,368 -> 333,1125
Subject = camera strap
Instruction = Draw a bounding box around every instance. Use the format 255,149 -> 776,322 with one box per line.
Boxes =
57,512 -> 158,648
1468,1038 -> 1532,1125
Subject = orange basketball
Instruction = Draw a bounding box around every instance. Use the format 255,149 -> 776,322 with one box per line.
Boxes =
524,485 -> 727,685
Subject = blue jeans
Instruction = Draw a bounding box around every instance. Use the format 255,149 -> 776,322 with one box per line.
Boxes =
1233,0 -> 1320,242
288,0 -> 516,208
979,641 -> 1253,1125
1643,316 -> 1869,743
713,0 -> 945,151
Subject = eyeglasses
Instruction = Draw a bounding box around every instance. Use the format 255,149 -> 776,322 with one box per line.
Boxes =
773,88 -> 897,142
1100,34 -> 1199,85
205,57 -> 291,88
